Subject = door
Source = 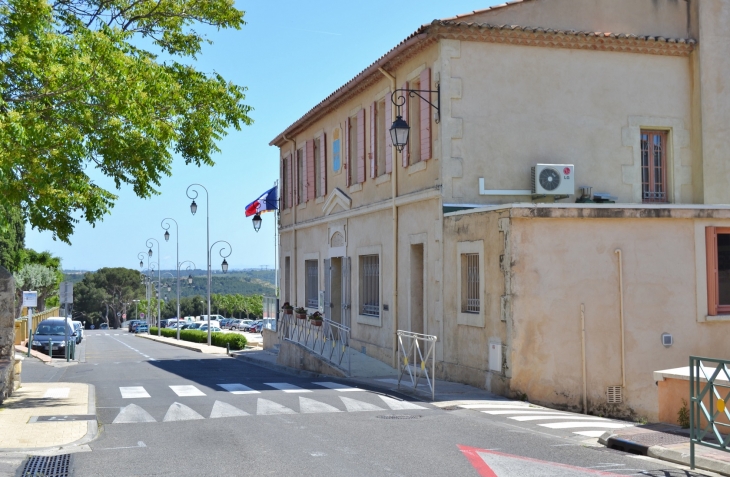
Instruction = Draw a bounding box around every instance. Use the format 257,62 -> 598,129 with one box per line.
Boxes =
329,257 -> 342,324
342,257 -> 351,329
410,244 -> 425,335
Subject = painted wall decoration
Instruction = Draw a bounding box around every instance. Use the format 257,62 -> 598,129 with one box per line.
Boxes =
332,127 -> 341,173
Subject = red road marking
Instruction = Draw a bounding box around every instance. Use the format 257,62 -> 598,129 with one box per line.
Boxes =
458,445 -> 626,476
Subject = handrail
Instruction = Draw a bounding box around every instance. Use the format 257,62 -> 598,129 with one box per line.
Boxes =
689,356 -> 730,471
397,330 -> 437,400
278,312 -> 351,376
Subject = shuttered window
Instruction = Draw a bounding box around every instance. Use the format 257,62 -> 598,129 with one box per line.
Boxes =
313,138 -> 321,198
641,130 -> 668,203
376,99 -> 387,176
306,140 -> 315,202
419,68 -> 431,162
297,148 -> 305,205
357,108 -> 365,184
408,78 -> 421,166
305,260 -> 319,309
318,133 -> 326,197
282,156 -> 289,209
706,227 -> 730,315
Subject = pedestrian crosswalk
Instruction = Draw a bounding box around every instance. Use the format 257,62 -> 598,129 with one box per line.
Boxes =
452,400 -> 633,438
110,381 -> 427,424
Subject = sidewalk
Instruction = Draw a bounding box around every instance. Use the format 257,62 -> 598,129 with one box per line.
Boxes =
0,381 -> 96,451
136,333 -> 261,354
14,344 -> 52,364
600,423 -> 730,476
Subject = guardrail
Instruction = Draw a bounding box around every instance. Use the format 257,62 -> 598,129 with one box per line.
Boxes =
397,330 -> 437,400
690,356 -> 730,470
278,313 -> 351,376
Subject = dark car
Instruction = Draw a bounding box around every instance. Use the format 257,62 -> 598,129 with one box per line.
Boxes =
31,318 -> 78,357
128,320 -> 142,332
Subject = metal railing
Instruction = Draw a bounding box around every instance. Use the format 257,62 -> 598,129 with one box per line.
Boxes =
397,330 -> 437,400
690,356 -> 730,470
14,307 -> 61,345
278,312 -> 351,376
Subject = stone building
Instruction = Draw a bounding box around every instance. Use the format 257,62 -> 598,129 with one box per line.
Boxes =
270,0 -> 730,420
0,267 -> 16,403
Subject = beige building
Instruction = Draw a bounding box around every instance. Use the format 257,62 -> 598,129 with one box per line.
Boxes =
270,0 -> 730,421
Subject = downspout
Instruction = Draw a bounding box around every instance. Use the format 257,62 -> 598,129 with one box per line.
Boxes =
615,249 -> 626,389
581,303 -> 587,414
283,134 -> 297,306
379,67 -> 400,369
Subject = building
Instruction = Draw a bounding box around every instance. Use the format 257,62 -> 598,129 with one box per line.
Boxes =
270,0 -> 730,421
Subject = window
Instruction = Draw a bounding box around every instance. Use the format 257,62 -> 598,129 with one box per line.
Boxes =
297,148 -> 305,205
408,78 -> 421,165
282,156 -> 289,209
305,259 -> 318,309
376,99 -> 386,176
332,128 -> 341,173
359,255 -> 379,317
461,253 -> 480,313
313,137 -> 321,197
706,227 -> 730,315
641,130 -> 668,203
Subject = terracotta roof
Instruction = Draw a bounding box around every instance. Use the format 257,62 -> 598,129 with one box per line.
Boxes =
270,19 -> 695,147
441,0 -> 538,21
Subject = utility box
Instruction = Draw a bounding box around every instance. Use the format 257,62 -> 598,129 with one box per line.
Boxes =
489,338 -> 502,373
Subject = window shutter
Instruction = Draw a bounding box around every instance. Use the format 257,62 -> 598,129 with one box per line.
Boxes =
401,82 -> 409,167
385,93 -> 393,173
319,132 -> 327,197
357,108 -> 366,184
306,139 -> 315,201
287,153 -> 293,208
420,68 -> 432,162
370,102 -> 376,178
345,117 -> 351,187
707,226 -> 719,316
280,157 -> 284,209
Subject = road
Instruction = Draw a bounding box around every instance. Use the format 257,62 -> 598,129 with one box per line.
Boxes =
18,329 -> 716,477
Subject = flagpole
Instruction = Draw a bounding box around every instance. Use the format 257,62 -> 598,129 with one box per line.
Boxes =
274,180 -> 279,299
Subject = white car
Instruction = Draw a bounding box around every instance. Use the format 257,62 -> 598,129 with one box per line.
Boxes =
198,325 -> 221,333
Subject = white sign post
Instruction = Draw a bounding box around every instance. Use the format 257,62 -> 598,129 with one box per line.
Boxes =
23,291 -> 38,356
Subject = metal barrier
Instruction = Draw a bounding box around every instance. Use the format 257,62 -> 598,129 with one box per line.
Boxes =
397,330 -> 437,400
14,307 -> 61,345
278,313 -> 351,376
690,356 -> 730,470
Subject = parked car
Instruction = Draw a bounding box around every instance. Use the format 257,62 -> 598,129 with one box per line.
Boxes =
99,323 -> 109,330
232,319 -> 253,331
243,320 -> 261,332
72,321 -> 84,344
198,324 -> 222,333
135,323 -> 149,333
31,318 -> 77,357
251,322 -> 264,333
186,322 -> 202,330
128,320 -> 142,332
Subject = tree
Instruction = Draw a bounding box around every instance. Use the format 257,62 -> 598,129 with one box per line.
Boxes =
0,204 -> 25,273
13,263 -> 58,315
0,0 -> 253,243
74,268 -> 145,327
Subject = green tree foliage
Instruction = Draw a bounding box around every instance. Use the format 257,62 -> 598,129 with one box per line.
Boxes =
74,267 -> 145,327
0,203 -> 25,273
13,263 -> 58,314
0,0 -> 253,242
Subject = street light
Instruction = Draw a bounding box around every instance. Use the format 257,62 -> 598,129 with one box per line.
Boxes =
190,200 -> 198,215
188,274 -> 193,284
389,115 -> 410,153
206,240 -> 232,344
164,230 -> 170,242
222,259 -> 229,273
389,85 -> 441,154
187,183 -> 217,345
252,214 -> 262,232
147,237 -> 161,335
161,218 -> 182,340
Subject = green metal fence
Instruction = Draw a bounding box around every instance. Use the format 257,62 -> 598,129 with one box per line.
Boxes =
689,356 -> 730,469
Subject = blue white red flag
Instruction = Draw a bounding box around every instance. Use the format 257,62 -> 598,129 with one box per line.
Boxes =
245,186 -> 278,217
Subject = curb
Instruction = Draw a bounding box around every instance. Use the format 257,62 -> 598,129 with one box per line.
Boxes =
232,351 -> 324,379
135,334 -> 227,354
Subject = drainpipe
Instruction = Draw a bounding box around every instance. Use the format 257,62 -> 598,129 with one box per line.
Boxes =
379,67 -> 400,369
581,303 -> 587,414
283,134 -> 297,306
615,249 -> 626,389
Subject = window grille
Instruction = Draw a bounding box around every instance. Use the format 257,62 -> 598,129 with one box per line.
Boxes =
462,253 -> 480,313
305,260 -> 318,308
360,255 -> 379,316
641,131 -> 668,203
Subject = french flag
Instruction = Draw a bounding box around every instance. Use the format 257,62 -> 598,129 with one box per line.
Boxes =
245,186 -> 278,217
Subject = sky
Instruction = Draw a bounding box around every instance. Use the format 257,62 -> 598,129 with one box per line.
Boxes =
26,0 -> 497,272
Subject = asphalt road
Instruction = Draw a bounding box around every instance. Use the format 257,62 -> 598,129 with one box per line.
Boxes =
17,329 -> 717,477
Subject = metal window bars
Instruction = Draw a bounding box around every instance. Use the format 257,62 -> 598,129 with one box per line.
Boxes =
689,356 -> 730,471
305,261 -> 318,308
397,330 -> 437,400
464,253 -> 480,313
361,255 -> 379,316
278,312 -> 351,376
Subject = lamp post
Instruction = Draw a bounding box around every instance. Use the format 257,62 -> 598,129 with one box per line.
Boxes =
389,85 -> 441,153
149,262 -> 158,330
177,261 -> 196,340
138,252 -> 152,327
187,183 -> 215,345
147,237 -> 161,335
161,218 -> 182,340
205,240 -> 232,345
132,299 -> 140,321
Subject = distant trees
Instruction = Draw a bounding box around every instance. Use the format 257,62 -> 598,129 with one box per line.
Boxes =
74,268 -> 145,327
156,294 -> 264,320
12,249 -> 64,315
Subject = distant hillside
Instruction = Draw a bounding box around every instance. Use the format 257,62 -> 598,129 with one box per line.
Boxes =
64,268 -> 276,297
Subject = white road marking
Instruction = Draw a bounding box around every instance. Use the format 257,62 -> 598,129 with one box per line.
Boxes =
218,383 -> 260,394
540,422 -> 633,429
113,404 -> 156,423
257,398 -> 296,415
573,430 -> 610,437
120,387 -> 150,399
299,397 -> 342,413
43,388 -> 70,399
264,383 -> 311,393
339,396 -> 384,412
510,415 -> 610,422
312,382 -> 363,392
483,410 -> 569,415
378,395 -> 426,410
163,402 -> 205,422
210,401 -> 249,418
461,404 -> 538,409
169,385 -> 206,397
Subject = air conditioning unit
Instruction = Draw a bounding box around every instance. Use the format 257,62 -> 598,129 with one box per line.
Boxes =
531,164 -> 575,195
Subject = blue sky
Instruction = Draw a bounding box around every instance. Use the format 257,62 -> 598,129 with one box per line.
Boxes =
26,0 -> 497,272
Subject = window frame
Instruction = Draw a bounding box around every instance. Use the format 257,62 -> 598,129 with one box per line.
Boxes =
348,114 -> 359,186
356,245 -> 382,327
408,78 -> 421,166
706,226 -> 730,316
640,130 -> 669,204
457,241 -> 485,327
304,259 -> 319,310
297,147 -> 305,205
376,98 -> 387,177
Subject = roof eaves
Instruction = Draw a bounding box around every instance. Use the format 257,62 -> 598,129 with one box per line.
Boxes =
440,0 -> 537,21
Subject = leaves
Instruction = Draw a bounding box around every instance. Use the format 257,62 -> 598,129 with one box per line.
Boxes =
0,0 -> 253,242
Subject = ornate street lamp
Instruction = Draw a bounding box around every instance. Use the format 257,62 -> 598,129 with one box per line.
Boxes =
389,85 -> 441,154
389,116 -> 410,153
222,258 -> 229,273
252,214 -> 262,233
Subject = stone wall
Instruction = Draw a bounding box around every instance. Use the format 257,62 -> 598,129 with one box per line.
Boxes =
0,266 -> 15,403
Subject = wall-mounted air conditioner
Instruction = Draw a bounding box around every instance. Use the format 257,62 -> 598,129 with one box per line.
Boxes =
531,164 -> 575,195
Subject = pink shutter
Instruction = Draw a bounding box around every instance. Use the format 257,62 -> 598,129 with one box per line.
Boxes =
286,154 -> 292,208
280,157 -> 284,208
385,94 -> 393,173
306,139 -> 315,201
420,68 -> 432,161
370,102 -> 376,178
357,108 -> 365,184
401,82 -> 409,167
319,133 -> 327,197
345,117 -> 351,187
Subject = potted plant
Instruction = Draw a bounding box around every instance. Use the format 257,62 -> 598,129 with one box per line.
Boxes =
282,302 -> 293,315
309,311 -> 323,326
295,307 -> 307,319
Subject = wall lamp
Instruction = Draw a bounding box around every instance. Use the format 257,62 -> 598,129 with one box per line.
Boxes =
389,84 -> 440,153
